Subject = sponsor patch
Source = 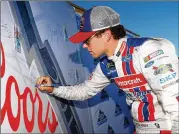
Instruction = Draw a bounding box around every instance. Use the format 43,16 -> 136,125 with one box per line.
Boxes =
116,51 -> 121,57
160,72 -> 176,84
145,60 -> 154,68
114,74 -> 147,89
126,90 -> 151,101
162,79 -> 179,89
107,61 -> 115,69
153,64 -> 174,75
156,56 -> 169,61
136,123 -> 148,129
122,54 -> 132,62
134,90 -> 151,100
144,50 -> 164,63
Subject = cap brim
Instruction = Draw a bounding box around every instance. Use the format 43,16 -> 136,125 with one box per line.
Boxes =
69,31 -> 96,44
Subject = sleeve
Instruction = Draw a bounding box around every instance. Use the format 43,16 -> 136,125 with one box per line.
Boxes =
50,63 -> 110,101
139,38 -> 179,132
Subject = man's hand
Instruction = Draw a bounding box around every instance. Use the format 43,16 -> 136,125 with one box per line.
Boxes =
36,76 -> 54,93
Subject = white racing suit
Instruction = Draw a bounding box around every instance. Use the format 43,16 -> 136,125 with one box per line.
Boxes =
51,37 -> 179,133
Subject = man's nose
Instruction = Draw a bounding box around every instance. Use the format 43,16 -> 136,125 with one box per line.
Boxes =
83,43 -> 88,49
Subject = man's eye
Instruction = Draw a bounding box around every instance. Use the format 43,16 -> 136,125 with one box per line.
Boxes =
84,39 -> 89,45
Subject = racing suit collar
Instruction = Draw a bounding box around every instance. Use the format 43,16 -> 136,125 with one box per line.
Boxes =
108,37 -> 127,62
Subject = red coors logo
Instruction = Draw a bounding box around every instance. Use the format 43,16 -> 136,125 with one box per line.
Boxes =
114,74 -> 147,89
0,41 -> 58,133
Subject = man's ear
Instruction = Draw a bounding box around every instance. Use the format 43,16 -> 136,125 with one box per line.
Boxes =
103,29 -> 112,42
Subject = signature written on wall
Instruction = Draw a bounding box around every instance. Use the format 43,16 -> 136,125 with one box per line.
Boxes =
0,41 -> 58,133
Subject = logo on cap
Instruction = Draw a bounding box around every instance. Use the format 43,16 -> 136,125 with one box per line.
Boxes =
80,17 -> 85,31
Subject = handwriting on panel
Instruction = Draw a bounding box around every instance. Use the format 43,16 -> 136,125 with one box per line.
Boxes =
0,41 -> 58,133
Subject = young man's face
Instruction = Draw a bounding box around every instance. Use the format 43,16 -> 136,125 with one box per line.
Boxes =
83,33 -> 106,58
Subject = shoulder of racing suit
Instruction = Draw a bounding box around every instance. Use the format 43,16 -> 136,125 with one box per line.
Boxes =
139,38 -> 177,56
99,37 -> 156,80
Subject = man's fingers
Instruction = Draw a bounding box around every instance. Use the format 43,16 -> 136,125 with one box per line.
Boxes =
37,86 -> 53,93
36,77 -> 42,85
39,76 -> 45,84
36,76 -> 53,93
36,85 -> 46,91
36,76 -> 47,85
40,86 -> 46,91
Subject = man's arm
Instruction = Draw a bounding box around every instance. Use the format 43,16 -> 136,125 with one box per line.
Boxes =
38,63 -> 110,101
139,38 -> 179,132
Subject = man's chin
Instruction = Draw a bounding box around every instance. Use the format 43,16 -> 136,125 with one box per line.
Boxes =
91,54 -> 100,59
89,52 -> 101,58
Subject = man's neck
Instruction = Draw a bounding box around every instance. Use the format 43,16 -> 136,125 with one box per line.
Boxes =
105,39 -> 120,57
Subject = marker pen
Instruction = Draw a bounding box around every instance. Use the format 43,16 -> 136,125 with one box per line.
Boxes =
35,84 -> 61,88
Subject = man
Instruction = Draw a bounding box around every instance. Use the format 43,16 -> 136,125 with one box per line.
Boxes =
36,6 -> 179,134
